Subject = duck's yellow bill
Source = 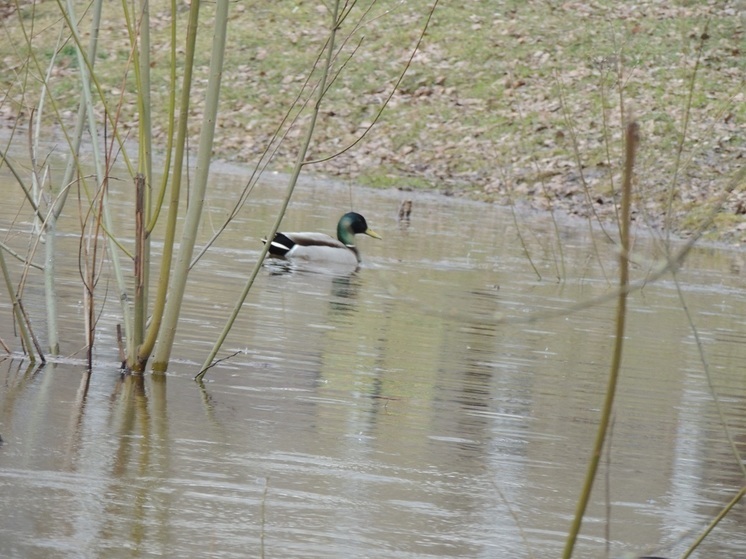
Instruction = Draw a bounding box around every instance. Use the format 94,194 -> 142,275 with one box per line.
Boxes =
366,228 -> 382,240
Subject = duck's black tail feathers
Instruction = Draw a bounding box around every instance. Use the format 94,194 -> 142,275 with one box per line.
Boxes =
263,233 -> 295,257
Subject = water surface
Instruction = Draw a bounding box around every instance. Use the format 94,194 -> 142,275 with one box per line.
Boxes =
1,161 -> 745,558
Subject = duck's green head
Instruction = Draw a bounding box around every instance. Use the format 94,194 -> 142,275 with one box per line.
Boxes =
337,212 -> 382,247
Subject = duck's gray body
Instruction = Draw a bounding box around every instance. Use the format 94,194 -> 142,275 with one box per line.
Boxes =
269,232 -> 361,265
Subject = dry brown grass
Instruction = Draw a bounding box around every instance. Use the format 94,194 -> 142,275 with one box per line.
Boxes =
1,0 -> 744,239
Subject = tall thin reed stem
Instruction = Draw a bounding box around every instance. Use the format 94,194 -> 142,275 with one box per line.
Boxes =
562,120 -> 638,559
150,0 -> 231,371
135,0 -> 203,370
0,248 -> 39,362
682,486 -> 745,558
196,0 -> 343,382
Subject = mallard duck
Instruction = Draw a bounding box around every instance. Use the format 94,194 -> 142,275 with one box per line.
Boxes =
264,212 -> 381,266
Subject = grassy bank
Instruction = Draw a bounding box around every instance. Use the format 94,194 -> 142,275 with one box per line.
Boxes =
1,0 -> 744,239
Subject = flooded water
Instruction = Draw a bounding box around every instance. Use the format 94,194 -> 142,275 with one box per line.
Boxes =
1,159 -> 746,559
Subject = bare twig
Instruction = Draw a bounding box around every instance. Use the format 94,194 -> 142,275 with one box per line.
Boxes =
197,0 -> 346,381
664,19 -> 710,239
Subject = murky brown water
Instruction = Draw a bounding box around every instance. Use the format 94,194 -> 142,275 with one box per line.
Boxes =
1,159 -> 745,558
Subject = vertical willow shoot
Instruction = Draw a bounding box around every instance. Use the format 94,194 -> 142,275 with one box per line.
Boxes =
562,120 -> 638,559
148,0 -> 230,371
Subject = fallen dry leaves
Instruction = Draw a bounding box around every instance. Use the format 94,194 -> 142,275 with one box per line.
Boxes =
1,0 -> 744,240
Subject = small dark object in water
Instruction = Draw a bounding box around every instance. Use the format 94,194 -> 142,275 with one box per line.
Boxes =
0,434 -> 3,445
398,199 -> 412,222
